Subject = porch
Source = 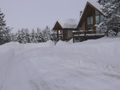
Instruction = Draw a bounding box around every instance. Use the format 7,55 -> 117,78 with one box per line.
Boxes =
56,29 -> 73,41
73,30 -> 105,43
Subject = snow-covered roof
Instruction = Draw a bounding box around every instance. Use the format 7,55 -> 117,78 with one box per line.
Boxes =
88,0 -> 103,13
57,19 -> 79,29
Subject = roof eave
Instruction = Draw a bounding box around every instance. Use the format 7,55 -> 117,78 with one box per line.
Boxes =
52,21 -> 63,30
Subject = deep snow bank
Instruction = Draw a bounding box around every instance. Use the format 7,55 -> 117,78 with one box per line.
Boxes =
0,40 -> 55,52
55,37 -> 120,73
2,37 -> 119,73
0,37 -> 120,73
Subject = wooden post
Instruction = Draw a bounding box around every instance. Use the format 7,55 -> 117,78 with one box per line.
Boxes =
93,10 -> 96,30
73,33 -> 75,43
57,30 -> 59,40
84,31 -> 86,40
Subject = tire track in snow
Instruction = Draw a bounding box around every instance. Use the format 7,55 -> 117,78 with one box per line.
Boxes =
26,51 -> 120,90
29,80 -> 40,90
0,49 -> 15,90
0,49 -> 34,90
22,59 -> 51,90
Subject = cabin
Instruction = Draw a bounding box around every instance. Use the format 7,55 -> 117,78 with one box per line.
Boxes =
73,0 -> 106,42
53,19 -> 78,41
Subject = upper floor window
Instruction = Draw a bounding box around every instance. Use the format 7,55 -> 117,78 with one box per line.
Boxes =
95,10 -> 104,24
87,16 -> 93,25
87,16 -> 93,30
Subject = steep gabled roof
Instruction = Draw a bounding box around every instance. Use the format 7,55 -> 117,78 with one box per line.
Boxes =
77,0 -> 105,28
52,21 -> 62,30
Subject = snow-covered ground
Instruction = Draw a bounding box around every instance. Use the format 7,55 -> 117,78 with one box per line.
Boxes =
0,37 -> 120,90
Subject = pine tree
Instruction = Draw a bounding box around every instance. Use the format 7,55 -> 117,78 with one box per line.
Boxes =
42,26 -> 50,42
36,28 -> 44,42
30,29 -> 37,43
50,30 -> 57,44
99,0 -> 120,36
0,9 -> 11,44
25,29 -> 31,43
17,29 -> 23,43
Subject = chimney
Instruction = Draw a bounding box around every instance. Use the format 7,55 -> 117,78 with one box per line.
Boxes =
80,11 -> 82,17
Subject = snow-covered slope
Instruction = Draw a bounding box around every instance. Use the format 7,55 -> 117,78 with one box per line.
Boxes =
0,37 -> 120,90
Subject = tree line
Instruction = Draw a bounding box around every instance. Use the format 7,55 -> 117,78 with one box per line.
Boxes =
10,27 -> 57,44
0,9 -> 57,45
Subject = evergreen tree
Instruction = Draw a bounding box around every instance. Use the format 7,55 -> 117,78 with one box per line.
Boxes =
36,28 -> 44,42
23,28 -> 30,43
0,9 -> 11,44
99,0 -> 120,36
30,29 -> 37,43
42,26 -> 50,42
17,29 -> 23,43
50,30 -> 57,44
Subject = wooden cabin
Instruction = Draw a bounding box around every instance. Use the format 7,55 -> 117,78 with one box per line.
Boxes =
73,0 -> 106,42
53,0 -> 106,42
53,19 -> 78,41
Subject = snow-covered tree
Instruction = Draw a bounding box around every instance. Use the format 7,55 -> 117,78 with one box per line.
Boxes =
36,28 -> 44,42
42,26 -> 51,42
16,29 -> 23,43
30,29 -> 37,43
99,0 -> 120,36
0,9 -> 11,44
13,27 -> 53,44
50,30 -> 57,44
23,29 -> 30,43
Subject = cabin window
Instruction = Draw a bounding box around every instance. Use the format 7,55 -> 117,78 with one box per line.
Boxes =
100,15 -> 104,22
95,11 -> 100,24
63,30 -> 68,39
87,16 -> 93,30
87,16 -> 93,24
95,10 -> 104,24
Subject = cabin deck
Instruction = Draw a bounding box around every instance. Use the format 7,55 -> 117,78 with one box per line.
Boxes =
73,30 -> 105,43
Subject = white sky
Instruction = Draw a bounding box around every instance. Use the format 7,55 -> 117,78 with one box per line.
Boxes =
0,0 -> 87,32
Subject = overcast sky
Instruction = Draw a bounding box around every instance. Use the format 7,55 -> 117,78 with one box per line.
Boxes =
0,0 -> 87,32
